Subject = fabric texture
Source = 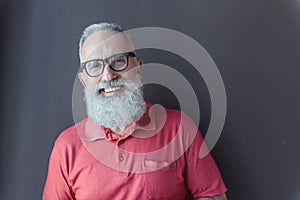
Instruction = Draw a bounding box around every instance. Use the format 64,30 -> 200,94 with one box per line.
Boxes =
43,103 -> 227,200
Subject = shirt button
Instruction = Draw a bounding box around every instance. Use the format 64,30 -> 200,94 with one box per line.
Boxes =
119,155 -> 124,161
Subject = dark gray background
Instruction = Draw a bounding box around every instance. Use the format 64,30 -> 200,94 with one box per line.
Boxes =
1,0 -> 300,199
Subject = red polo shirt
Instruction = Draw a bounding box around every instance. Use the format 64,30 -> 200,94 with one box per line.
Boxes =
43,103 -> 226,200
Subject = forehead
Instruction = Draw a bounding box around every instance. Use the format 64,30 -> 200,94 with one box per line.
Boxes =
81,30 -> 135,62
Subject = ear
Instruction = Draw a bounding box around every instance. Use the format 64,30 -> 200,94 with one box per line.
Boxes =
78,72 -> 87,88
137,59 -> 143,77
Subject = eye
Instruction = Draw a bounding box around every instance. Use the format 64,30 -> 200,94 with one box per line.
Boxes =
115,56 -> 126,63
86,60 -> 102,69
110,55 -> 127,67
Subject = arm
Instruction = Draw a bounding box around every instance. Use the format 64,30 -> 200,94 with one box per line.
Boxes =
43,140 -> 75,200
182,115 -> 227,199
198,193 -> 227,200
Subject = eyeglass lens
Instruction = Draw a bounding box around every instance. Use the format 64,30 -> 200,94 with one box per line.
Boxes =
85,54 -> 128,76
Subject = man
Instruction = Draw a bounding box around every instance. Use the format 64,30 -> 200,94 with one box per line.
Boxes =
43,22 -> 227,200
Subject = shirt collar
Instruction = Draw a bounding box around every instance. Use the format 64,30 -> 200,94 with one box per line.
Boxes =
79,101 -> 157,142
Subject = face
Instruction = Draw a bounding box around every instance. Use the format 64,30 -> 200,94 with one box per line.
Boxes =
78,30 -> 146,129
78,30 -> 143,96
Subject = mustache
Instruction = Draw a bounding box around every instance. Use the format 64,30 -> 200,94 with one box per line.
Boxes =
96,76 -> 143,91
96,78 -> 124,90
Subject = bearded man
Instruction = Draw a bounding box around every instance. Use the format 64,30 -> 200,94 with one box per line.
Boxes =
43,22 -> 227,200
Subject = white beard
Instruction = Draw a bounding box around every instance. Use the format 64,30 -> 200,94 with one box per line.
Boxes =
84,75 -> 146,130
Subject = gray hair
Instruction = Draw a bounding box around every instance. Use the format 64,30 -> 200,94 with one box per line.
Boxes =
78,22 -> 123,61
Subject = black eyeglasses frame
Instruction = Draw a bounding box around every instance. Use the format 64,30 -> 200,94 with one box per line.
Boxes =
80,52 -> 136,77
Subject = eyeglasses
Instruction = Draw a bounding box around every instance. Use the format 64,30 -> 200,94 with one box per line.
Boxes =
80,52 -> 136,77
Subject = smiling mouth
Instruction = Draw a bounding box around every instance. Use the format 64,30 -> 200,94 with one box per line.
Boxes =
99,85 -> 123,96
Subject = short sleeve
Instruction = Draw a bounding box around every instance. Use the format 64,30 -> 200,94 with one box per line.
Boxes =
43,139 -> 75,200
184,123 -> 227,198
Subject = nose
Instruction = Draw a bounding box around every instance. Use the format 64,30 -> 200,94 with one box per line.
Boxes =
101,63 -> 118,82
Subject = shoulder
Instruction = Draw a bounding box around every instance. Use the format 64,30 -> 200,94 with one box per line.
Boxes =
164,107 -> 195,127
156,107 -> 199,143
144,101 -> 195,127
54,118 -> 88,150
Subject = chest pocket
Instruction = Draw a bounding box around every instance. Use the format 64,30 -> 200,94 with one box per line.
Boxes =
142,161 -> 186,199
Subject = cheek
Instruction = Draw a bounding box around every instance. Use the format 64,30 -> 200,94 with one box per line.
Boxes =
121,68 -> 140,80
85,78 -> 100,89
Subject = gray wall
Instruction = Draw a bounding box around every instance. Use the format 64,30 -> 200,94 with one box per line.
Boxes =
1,0 -> 300,199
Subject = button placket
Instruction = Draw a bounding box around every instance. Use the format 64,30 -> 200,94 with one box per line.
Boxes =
118,153 -> 124,161
117,142 -> 125,161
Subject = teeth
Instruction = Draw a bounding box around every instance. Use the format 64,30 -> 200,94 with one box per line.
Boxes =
103,86 -> 121,93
